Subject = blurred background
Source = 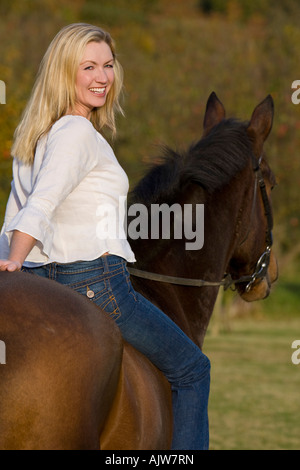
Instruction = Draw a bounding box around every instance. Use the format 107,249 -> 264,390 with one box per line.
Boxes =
0,0 -> 299,450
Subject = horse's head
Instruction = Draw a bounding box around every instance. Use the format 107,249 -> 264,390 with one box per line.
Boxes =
203,92 -> 278,301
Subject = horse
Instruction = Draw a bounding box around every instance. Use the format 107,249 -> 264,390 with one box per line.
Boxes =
0,92 -> 278,449
127,91 -> 278,349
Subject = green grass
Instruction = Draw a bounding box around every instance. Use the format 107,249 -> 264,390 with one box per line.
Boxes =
203,319 -> 300,449
204,263 -> 300,450
261,266 -> 300,319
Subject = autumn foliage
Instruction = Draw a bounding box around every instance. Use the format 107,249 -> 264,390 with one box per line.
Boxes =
0,0 -> 299,265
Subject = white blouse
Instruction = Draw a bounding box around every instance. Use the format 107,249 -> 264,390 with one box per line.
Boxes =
0,115 -> 136,266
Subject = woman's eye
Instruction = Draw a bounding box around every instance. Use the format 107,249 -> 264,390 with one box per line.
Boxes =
84,66 -> 93,70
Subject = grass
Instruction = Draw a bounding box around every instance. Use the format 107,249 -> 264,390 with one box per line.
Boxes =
203,318 -> 300,449
261,270 -> 300,319
204,263 -> 300,450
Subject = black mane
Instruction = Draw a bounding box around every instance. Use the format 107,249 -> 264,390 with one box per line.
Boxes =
130,118 -> 254,206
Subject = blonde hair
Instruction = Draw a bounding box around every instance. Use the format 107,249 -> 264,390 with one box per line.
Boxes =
12,23 -> 124,165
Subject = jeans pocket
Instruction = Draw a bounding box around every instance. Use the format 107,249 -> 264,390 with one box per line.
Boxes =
98,284 -> 122,321
70,276 -> 122,321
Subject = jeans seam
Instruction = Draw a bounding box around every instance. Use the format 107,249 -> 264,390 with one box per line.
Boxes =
102,277 -> 122,320
49,264 -> 55,280
122,263 -> 138,303
56,265 -> 122,275
64,274 -> 106,290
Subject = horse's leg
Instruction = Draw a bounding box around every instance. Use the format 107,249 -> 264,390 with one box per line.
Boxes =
0,272 -> 123,450
100,342 -> 173,450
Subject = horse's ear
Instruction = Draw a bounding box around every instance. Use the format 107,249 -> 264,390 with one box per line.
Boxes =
202,92 -> 226,137
247,95 -> 274,158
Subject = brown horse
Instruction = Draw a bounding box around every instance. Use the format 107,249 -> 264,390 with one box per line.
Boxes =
0,93 -> 278,449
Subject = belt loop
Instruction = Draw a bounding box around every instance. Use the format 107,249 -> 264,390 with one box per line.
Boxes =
48,263 -> 56,280
102,255 -> 109,274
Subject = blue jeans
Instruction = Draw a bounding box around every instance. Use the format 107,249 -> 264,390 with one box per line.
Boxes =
22,255 -> 210,450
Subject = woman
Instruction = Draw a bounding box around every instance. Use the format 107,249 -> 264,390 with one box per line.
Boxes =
0,23 -> 210,450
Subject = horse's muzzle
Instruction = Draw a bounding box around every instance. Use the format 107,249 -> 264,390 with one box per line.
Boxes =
239,250 -> 278,302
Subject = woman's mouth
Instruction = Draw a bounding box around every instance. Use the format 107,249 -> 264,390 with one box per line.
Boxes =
89,87 -> 106,96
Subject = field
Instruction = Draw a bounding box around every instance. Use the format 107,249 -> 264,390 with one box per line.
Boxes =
204,265 -> 300,450
204,318 -> 300,450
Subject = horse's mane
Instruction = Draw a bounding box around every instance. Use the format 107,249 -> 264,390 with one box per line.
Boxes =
130,118 -> 254,205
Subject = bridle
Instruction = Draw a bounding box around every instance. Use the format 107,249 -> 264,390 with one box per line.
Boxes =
128,155 -> 273,293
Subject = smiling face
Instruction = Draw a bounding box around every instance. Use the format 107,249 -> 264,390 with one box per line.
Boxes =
73,41 -> 115,119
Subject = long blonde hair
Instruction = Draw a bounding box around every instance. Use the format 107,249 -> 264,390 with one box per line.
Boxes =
12,23 -> 124,165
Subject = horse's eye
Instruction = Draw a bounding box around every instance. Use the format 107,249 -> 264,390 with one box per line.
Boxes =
271,182 -> 278,191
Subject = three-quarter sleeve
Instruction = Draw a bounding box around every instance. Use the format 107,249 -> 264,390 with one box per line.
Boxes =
5,117 -> 100,257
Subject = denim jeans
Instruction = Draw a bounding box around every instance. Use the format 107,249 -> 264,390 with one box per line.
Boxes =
22,255 -> 210,450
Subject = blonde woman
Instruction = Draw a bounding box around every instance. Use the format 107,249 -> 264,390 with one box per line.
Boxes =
0,23 -> 210,450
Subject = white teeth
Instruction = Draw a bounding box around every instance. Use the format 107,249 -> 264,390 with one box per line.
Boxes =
89,87 -> 105,93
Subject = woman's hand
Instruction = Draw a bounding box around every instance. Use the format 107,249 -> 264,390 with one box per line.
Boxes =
0,260 -> 22,272
0,259 -> 22,271
0,230 -> 36,272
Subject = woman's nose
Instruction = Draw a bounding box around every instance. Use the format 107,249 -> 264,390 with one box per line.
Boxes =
95,67 -> 108,83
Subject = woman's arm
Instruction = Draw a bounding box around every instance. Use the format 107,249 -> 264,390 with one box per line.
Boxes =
0,230 -> 36,271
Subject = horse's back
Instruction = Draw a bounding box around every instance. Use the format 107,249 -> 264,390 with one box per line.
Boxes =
0,271 -> 122,450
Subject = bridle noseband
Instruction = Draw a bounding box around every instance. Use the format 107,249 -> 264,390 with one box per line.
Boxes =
240,156 -> 273,292
128,156 -> 273,293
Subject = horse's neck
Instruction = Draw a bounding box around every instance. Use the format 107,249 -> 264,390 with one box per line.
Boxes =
129,179 -> 251,348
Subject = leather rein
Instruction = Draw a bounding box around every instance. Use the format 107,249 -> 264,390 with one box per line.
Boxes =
128,156 -> 273,293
